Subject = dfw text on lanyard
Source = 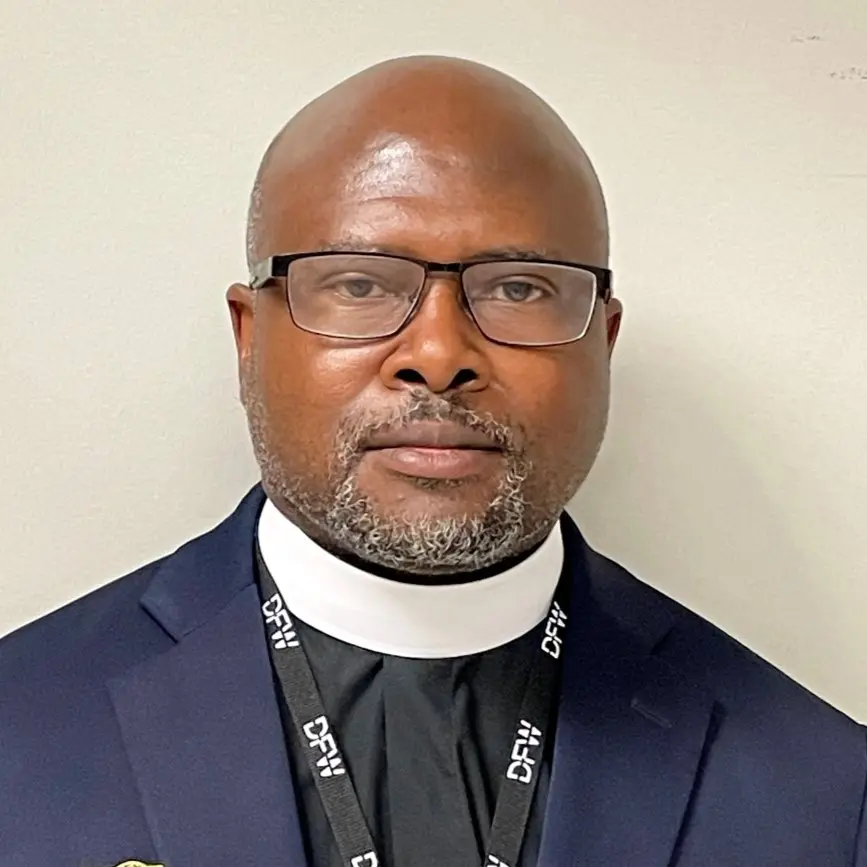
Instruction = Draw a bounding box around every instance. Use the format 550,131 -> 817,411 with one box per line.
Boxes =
258,561 -> 569,867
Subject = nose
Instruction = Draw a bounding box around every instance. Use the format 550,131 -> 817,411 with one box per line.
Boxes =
379,276 -> 492,396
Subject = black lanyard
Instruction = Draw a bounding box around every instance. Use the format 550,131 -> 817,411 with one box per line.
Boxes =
258,556 -> 568,867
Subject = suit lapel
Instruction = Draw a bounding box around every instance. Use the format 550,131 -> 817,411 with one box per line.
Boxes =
105,489 -> 713,867
538,520 -> 716,867
108,487 -> 308,867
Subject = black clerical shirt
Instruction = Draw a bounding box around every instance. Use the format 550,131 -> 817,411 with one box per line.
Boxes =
266,587 -> 556,867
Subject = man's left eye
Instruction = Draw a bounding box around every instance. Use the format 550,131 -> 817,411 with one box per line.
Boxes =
494,281 -> 543,302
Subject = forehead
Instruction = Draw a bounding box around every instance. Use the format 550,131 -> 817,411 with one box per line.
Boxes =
256,127 -> 607,266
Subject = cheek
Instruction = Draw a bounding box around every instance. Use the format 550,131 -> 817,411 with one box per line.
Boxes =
497,343 -> 609,458
257,329 -> 382,456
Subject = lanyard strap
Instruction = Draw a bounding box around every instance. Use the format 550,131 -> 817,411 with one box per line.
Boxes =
258,553 -> 568,867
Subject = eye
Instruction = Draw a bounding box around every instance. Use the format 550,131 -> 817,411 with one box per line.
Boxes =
338,278 -> 383,298
489,279 -> 548,303
321,275 -> 390,299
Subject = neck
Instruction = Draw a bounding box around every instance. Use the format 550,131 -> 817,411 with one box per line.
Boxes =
315,538 -> 547,586
256,498 -> 565,658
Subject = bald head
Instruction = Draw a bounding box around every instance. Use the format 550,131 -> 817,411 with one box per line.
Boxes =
229,55 -> 622,576
246,55 -> 608,270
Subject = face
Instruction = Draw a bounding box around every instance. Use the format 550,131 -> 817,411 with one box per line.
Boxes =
228,130 -> 622,576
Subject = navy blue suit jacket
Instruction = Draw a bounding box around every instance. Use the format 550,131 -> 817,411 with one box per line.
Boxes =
2,486 -> 866,866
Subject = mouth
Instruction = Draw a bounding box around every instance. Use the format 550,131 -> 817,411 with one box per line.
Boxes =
363,422 -> 504,481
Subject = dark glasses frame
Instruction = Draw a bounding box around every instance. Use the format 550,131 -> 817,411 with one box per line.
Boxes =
249,251 -> 613,347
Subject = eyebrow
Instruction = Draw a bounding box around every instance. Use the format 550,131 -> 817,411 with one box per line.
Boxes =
465,247 -> 558,262
314,240 -> 560,262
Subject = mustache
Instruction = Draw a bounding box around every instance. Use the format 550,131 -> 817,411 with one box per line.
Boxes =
335,392 -> 522,459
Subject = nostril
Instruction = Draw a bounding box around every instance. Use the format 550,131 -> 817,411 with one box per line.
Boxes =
451,369 -> 477,389
395,368 -> 427,385
394,367 -> 478,390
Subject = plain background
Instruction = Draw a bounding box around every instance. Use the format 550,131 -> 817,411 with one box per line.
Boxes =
1,0 -> 865,717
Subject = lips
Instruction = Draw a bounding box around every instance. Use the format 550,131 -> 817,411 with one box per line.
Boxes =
363,422 -> 503,480
364,421 -> 501,451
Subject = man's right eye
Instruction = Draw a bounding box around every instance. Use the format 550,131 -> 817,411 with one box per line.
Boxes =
316,276 -> 389,299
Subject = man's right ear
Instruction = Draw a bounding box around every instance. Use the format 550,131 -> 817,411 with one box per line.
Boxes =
226,283 -> 256,361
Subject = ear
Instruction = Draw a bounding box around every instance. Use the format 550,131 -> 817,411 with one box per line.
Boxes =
604,297 -> 623,359
226,283 -> 257,399
227,283 -> 256,359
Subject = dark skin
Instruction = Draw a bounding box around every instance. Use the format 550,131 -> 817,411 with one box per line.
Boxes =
228,57 -> 623,576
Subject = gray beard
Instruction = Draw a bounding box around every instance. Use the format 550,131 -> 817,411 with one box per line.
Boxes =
314,450 -> 533,575
244,384 -> 555,576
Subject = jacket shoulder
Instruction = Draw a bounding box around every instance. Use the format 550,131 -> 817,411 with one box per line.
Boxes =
586,546 -> 862,735
0,486 -> 266,689
0,558 -> 170,690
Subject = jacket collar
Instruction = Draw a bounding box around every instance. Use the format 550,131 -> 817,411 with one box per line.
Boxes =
139,484 -> 266,640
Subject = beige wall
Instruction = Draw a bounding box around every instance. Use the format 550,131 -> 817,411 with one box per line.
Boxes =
1,0 -> 865,717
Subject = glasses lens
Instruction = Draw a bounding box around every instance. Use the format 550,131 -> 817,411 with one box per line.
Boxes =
463,261 -> 598,346
287,254 -> 425,338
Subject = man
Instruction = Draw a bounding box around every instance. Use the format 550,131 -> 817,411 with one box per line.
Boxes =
1,55 -> 865,867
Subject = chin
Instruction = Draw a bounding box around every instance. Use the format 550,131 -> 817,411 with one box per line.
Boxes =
361,475 -> 501,521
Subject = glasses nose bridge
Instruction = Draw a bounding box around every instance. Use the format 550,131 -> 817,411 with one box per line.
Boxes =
422,260 -> 464,285
413,262 -> 471,320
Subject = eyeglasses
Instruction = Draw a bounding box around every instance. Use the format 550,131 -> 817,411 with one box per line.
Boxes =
249,251 -> 612,347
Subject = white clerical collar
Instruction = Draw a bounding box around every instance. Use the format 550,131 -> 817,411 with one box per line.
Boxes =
256,498 -> 565,659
